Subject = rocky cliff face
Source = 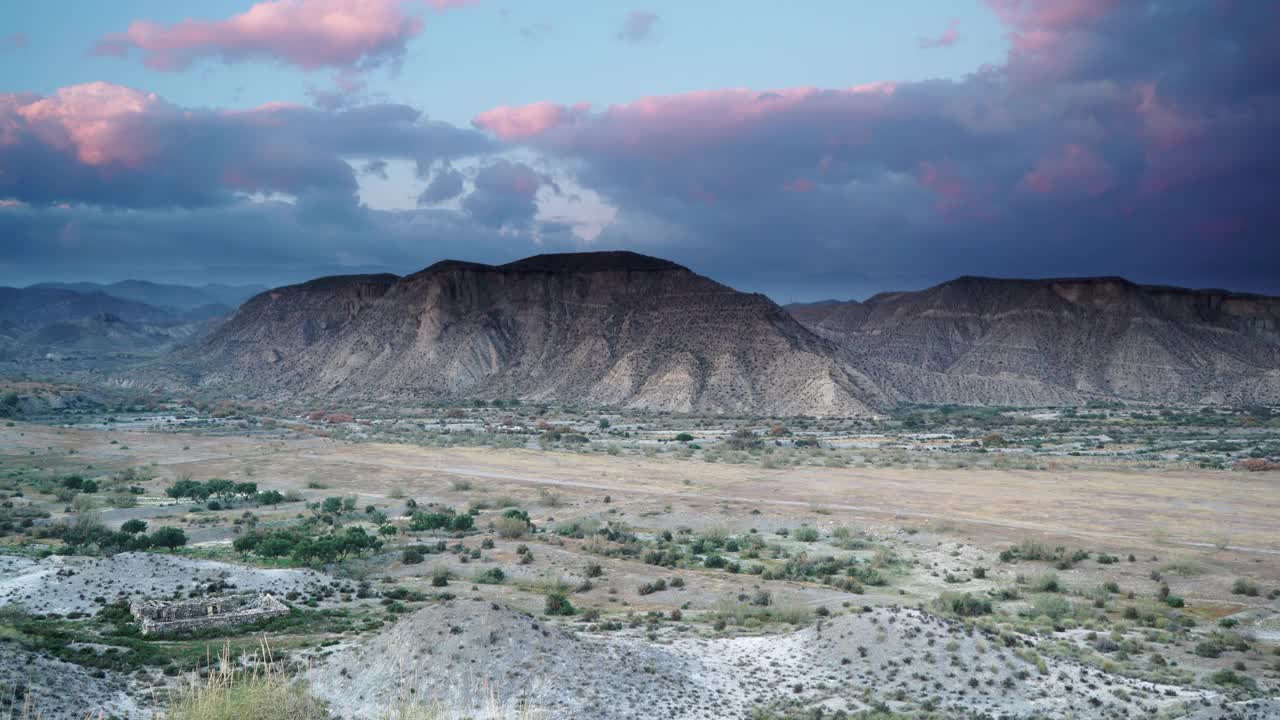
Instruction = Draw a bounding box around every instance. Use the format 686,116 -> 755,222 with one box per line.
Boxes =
189,253 -> 882,416
788,277 -> 1280,406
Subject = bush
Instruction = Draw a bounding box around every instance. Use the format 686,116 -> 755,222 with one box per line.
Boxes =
933,591 -> 992,617
545,592 -> 575,616
1231,578 -> 1260,596
675,433 -> 694,442
1029,573 -> 1061,593
474,567 -> 505,584
1194,640 -> 1223,658
402,548 -> 424,565
494,515 -> 529,539
1031,595 -> 1073,621
1208,669 -> 1258,690
793,527 -> 820,543
430,567 -> 450,587
638,579 -> 667,596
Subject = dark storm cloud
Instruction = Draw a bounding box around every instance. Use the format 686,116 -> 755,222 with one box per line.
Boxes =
0,200 -> 581,287
473,0 -> 1280,298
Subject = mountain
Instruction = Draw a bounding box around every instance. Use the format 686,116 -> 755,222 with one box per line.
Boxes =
0,287 -> 175,328
182,252 -> 883,416
29,280 -> 264,312
787,276 -> 1280,406
0,287 -> 221,359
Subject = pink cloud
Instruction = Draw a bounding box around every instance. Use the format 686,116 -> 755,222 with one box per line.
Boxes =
12,82 -> 168,168
985,0 -> 1120,82
918,19 -> 960,49
93,0 -> 437,71
0,81 -> 495,208
1022,143 -> 1116,196
473,83 -> 896,149
472,101 -> 591,140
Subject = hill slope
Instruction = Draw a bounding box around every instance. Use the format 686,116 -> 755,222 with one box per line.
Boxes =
788,276 -> 1280,406
185,252 -> 882,416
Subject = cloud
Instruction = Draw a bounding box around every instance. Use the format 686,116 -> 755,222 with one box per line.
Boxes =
0,199 -> 584,288
616,10 -> 659,43
472,101 -> 590,140
918,18 -> 960,49
306,69 -> 370,111
92,0 -> 447,72
0,82 -> 497,209
469,0 -> 1280,297
417,165 -> 465,205
2,33 -> 27,51
361,159 -> 390,179
461,159 -> 547,228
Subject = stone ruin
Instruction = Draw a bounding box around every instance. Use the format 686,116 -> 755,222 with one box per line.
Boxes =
129,593 -> 289,635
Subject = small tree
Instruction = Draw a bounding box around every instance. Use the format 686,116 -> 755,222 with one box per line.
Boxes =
149,527 -> 188,549
120,519 -> 148,535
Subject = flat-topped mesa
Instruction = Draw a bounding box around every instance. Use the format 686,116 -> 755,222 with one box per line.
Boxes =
184,250 -> 881,416
787,275 -> 1280,407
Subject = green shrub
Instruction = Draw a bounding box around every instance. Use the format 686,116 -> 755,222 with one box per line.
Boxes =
494,515 -> 529,539
1031,595 -> 1072,621
545,592 -> 575,616
473,567 -> 505,584
1231,578 -> 1260,596
1194,641 -> 1223,658
1029,573 -> 1061,593
793,527 -> 820,542
933,591 -> 992,617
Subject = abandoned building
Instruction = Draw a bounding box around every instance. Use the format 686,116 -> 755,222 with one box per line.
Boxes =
129,593 -> 289,635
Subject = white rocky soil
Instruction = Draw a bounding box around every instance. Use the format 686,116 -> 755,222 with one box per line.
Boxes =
0,552 -> 335,614
309,600 -> 1248,720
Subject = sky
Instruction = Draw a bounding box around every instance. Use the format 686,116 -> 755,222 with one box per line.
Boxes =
1,0 -> 1277,302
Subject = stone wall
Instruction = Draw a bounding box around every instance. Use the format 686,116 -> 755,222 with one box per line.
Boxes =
129,593 -> 289,635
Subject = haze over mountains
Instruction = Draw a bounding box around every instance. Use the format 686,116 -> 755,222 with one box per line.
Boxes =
0,281 -> 261,359
164,251 -> 1280,416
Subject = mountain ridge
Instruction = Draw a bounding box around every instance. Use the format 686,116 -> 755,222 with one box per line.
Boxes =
787,275 -> 1280,408
187,252 -> 883,416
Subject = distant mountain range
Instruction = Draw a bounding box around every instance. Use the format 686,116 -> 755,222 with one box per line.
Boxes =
170,252 -> 1279,415
29,280 -> 265,313
6,255 -> 1277,414
0,281 -> 261,360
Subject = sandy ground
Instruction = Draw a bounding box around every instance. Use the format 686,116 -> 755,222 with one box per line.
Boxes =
5,422 -> 1278,559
